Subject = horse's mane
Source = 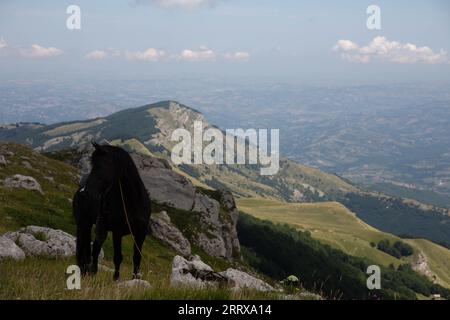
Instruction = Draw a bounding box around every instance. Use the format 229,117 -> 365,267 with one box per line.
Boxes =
91,145 -> 149,206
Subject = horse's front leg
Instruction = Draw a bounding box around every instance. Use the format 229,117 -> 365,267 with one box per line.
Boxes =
112,232 -> 123,281
90,229 -> 106,275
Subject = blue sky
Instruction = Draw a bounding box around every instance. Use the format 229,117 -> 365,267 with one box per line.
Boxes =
0,0 -> 449,83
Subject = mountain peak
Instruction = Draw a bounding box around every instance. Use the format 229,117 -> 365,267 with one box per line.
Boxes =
142,100 -> 202,115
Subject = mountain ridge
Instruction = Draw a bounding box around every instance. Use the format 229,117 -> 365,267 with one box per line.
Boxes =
1,100 -> 450,247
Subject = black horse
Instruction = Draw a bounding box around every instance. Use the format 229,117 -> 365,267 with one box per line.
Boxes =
73,143 -> 151,280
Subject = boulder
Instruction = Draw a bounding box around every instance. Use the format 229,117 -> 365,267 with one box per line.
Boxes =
3,226 -> 103,259
169,256 -> 274,292
22,161 -> 33,170
4,226 -> 76,257
150,211 -> 191,256
170,255 -> 227,288
3,174 -> 43,194
219,268 -> 274,292
0,154 -> 7,166
0,235 -> 25,261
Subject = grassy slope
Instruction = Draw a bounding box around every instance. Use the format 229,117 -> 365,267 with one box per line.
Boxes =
237,198 -> 450,289
0,143 -> 79,234
0,142 -> 308,300
169,158 -> 357,202
110,138 -> 154,157
405,238 -> 450,289
0,142 -> 174,298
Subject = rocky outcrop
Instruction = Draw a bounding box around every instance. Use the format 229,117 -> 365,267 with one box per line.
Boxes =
412,252 -> 435,280
192,191 -> 241,260
170,255 -> 228,288
132,153 -> 240,260
219,268 -> 274,292
3,174 -> 43,194
132,154 -> 196,211
170,255 -> 274,292
4,226 -> 76,257
0,235 -> 25,261
193,192 -> 227,258
218,191 -> 241,259
150,211 -> 191,256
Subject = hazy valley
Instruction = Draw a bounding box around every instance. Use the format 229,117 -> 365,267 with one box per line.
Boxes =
2,80 -> 449,208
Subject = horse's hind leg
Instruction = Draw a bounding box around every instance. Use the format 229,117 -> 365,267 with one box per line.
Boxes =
132,234 -> 145,279
112,232 -> 123,281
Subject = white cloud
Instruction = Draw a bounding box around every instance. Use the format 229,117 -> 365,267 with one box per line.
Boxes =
224,51 -> 250,61
85,50 -> 108,60
334,37 -> 449,64
333,40 -> 358,52
83,46 -> 249,63
0,37 -> 7,50
85,49 -> 121,60
19,44 -> 62,58
125,48 -> 166,61
179,48 -> 216,61
134,0 -> 218,9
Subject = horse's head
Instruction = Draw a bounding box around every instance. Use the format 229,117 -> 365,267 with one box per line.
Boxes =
85,142 -> 119,197
73,188 -> 92,275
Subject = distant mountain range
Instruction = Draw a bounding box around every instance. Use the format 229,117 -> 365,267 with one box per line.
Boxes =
3,81 -> 449,208
1,100 -> 450,247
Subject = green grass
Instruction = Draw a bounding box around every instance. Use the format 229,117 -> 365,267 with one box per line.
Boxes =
32,231 -> 49,242
0,222 -> 269,300
237,197 -> 450,289
110,138 -> 154,157
0,142 -> 316,300
43,119 -> 106,137
0,142 -> 79,234
0,234 -> 312,300
0,256 -> 295,300
171,157 -> 357,203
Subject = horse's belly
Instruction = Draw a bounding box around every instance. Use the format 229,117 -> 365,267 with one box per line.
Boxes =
106,215 -> 130,235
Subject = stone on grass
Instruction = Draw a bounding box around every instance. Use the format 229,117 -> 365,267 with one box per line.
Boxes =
3,174 -> 43,194
0,235 -> 25,261
170,255 -> 227,288
219,268 -> 274,292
